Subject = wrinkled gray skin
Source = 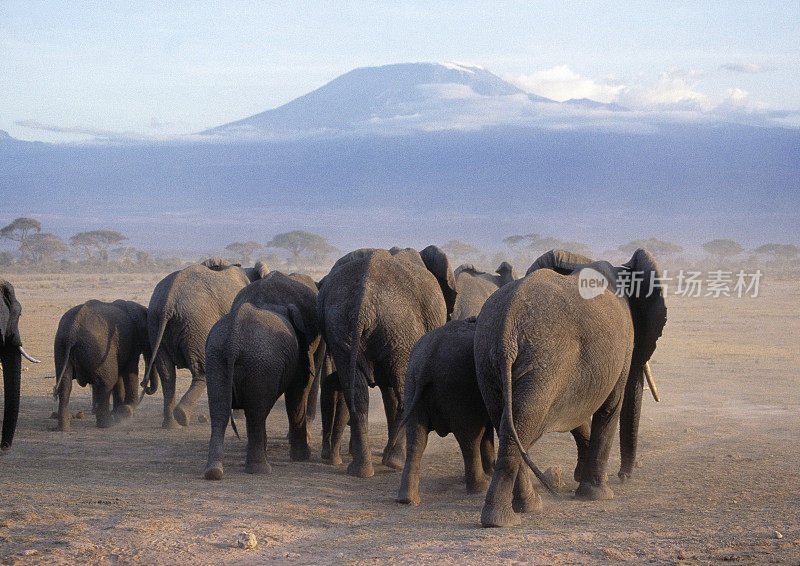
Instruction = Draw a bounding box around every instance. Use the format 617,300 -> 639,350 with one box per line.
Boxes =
396,317 -> 495,505
317,246 -> 457,478
142,259 -> 267,428
475,248 -> 667,527
54,300 -> 150,430
452,262 -> 517,320
203,272 -> 322,480
1,279 -> 31,450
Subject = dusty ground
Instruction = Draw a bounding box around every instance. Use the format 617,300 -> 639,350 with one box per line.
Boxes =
0,271 -> 798,565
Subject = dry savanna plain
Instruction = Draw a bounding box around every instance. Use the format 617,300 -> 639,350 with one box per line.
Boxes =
0,270 -> 798,565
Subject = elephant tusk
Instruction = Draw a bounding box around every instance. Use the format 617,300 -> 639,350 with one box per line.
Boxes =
19,346 -> 41,364
644,361 -> 660,402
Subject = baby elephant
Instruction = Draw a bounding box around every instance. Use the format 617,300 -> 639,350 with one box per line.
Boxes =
396,317 -> 495,506
203,272 -> 322,480
54,300 -> 151,430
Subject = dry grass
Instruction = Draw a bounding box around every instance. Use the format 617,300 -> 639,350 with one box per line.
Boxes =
0,272 -> 798,564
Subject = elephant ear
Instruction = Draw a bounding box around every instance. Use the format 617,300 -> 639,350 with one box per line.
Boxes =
495,261 -> 518,286
0,280 -> 22,348
200,257 -> 238,271
286,304 -> 315,383
526,249 -> 594,276
620,248 -> 668,366
245,260 -> 270,282
419,245 -> 457,318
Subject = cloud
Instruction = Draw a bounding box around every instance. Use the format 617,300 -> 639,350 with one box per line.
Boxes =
721,63 -> 765,74
506,66 -> 623,103
615,68 -> 711,111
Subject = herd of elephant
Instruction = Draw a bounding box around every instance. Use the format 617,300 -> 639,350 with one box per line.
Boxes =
0,245 -> 666,528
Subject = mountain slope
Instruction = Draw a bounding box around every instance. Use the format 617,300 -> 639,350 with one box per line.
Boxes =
205,62 -> 559,136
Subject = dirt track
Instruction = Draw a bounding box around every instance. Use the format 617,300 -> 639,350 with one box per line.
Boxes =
1,272 -> 798,564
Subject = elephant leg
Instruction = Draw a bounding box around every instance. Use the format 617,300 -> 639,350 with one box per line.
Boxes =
112,376 -> 134,421
457,430 -> 491,493
284,380 -> 311,462
321,371 -> 346,464
343,377 -> 373,478
380,385 -> 405,470
571,421 -> 591,483
93,384 -> 113,428
575,387 -> 623,501
243,406 -> 271,474
57,368 -> 73,432
174,374 -> 206,427
481,396 -> 543,527
512,466 -> 541,513
204,359 -> 232,481
396,411 -> 429,506
123,370 -> 139,411
156,356 -> 179,429
480,426 -> 496,476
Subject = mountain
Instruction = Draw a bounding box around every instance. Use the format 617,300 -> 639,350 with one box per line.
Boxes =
205,62 -> 569,138
2,63 -> 798,252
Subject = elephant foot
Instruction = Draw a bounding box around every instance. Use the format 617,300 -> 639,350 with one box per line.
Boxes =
113,405 -> 134,422
245,460 -> 272,474
382,449 -> 404,471
480,503 -> 521,528
204,463 -> 224,481
322,450 -> 343,466
290,443 -> 311,462
347,459 -> 375,478
56,421 -> 71,432
618,470 -> 632,483
96,415 -> 114,429
173,404 -> 192,427
396,487 -> 420,506
162,416 -> 181,429
466,475 -> 491,494
513,490 -> 542,513
575,481 -> 614,501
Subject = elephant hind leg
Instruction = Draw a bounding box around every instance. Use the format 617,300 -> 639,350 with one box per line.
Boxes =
480,426 -> 496,476
285,379 -> 311,462
380,385 -> 404,470
575,386 -> 623,501
457,432 -> 490,493
155,355 -> 179,429
93,384 -> 113,428
396,409 -> 429,505
244,408 -> 271,475
571,421 -> 591,483
174,373 -> 206,426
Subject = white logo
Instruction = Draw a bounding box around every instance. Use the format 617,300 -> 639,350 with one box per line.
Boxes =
578,267 -> 608,300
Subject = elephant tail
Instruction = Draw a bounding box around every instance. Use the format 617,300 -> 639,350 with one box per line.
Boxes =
53,339 -> 73,399
140,312 -> 168,399
500,353 -> 556,495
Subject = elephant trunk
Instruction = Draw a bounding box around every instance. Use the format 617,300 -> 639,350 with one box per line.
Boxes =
618,363 -> 645,481
1,345 -> 22,450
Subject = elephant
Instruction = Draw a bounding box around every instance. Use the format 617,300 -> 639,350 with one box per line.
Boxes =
452,262 -> 517,320
53,300 -> 150,430
316,246 -> 457,478
203,272 -> 323,480
396,316 -> 495,506
1,278 -> 40,450
474,248 -> 667,527
141,258 -> 268,428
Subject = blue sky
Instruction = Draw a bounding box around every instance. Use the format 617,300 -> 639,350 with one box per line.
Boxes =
2,1 -> 798,142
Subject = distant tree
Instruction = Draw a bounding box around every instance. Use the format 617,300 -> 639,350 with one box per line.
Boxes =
266,230 -> 337,266
20,232 -> 69,264
618,238 -> 684,257
753,243 -> 800,261
702,239 -> 743,260
225,241 -> 264,265
441,240 -> 483,264
70,230 -> 128,262
503,233 -> 590,257
0,217 -> 41,246
502,235 -> 527,250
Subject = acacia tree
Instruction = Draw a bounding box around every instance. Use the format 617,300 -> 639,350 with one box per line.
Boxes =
70,230 -> 128,262
225,241 -> 264,265
441,240 -> 484,265
266,230 -> 337,267
0,217 -> 41,249
753,243 -> 799,261
19,232 -> 69,265
702,239 -> 743,261
618,238 -> 684,257
504,233 -> 591,257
